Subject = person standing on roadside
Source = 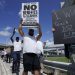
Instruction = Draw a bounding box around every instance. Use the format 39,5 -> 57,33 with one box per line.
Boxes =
36,40 -> 44,75
10,28 -> 22,73
18,19 -> 42,75
6,47 -> 11,63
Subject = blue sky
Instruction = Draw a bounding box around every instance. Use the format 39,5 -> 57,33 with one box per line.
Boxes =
0,0 -> 63,44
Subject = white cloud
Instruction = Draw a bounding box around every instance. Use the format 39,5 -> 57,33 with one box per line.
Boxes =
0,31 -> 11,36
50,37 -> 54,42
0,26 -> 19,37
45,40 -> 64,48
0,0 -> 6,9
0,26 -> 12,36
6,40 -> 13,45
60,2 -> 65,8
15,29 -> 18,33
45,40 -> 54,47
47,31 -> 50,34
4,26 -> 12,31
19,9 -> 22,18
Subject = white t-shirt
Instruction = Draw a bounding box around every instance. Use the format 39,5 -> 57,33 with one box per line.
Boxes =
23,36 -> 37,54
13,41 -> 22,51
36,41 -> 43,54
4,49 -> 7,55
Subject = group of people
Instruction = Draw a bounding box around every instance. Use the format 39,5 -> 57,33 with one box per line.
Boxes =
10,19 -> 44,75
1,47 -> 11,63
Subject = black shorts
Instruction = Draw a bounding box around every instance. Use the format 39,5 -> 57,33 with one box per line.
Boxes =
23,53 -> 41,71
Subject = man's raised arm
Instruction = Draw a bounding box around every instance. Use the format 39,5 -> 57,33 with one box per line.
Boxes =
36,23 -> 42,41
18,19 -> 24,37
10,28 -> 15,43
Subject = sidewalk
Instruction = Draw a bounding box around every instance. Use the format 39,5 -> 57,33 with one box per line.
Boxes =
0,58 -> 12,75
0,58 -> 35,75
0,58 -> 46,75
0,58 -> 24,75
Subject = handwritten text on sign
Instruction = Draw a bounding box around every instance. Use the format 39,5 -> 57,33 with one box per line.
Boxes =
52,5 -> 75,44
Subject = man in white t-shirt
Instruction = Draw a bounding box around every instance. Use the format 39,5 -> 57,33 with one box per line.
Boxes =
18,19 -> 42,75
36,41 -> 44,75
36,41 -> 43,55
10,28 -> 22,73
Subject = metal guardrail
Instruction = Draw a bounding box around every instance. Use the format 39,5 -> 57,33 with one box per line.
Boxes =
43,60 -> 74,75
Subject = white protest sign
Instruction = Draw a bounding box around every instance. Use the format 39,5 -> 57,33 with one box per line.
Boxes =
22,2 -> 39,26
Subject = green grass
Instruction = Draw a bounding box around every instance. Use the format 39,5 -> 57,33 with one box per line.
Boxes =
45,57 -> 70,63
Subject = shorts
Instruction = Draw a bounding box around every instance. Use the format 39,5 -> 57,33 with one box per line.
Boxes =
23,53 -> 41,72
38,53 -> 44,63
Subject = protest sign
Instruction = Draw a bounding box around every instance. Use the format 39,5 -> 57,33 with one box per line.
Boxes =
22,2 -> 39,27
52,5 -> 75,44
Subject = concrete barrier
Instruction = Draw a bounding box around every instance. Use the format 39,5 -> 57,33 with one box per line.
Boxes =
43,60 -> 71,75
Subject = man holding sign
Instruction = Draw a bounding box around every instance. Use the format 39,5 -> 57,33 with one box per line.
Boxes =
18,19 -> 42,75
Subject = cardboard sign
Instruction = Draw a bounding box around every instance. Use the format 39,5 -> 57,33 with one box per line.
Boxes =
52,5 -> 75,44
22,2 -> 39,27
